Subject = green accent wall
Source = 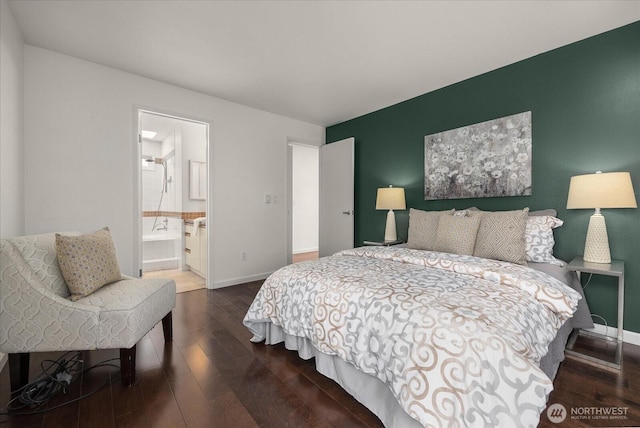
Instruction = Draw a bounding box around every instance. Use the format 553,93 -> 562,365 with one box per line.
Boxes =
326,22 -> 640,333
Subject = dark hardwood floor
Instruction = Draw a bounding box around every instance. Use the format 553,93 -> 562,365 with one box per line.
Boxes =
1,281 -> 639,427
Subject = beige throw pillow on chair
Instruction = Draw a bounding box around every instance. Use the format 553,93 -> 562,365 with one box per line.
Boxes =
56,227 -> 123,301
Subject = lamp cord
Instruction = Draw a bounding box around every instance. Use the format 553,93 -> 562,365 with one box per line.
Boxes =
581,273 -> 593,289
580,273 -> 612,338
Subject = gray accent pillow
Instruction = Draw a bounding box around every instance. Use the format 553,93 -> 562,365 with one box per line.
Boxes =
473,208 -> 529,265
407,208 -> 454,251
529,209 -> 557,217
434,214 -> 481,256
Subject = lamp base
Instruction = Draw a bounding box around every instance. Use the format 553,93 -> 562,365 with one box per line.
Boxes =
384,210 -> 397,242
583,211 -> 611,264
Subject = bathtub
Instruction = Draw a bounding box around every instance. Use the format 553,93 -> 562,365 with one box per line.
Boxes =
142,231 -> 182,242
142,218 -> 183,272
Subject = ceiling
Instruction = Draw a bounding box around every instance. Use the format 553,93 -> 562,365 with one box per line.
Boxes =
9,1 -> 640,127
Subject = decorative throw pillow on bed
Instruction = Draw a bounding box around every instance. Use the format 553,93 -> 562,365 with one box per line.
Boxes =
55,227 -> 123,301
434,214 -> 481,256
526,215 -> 564,265
473,208 -> 529,265
407,208 -> 454,251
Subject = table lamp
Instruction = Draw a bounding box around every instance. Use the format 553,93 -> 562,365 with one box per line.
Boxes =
376,185 -> 406,242
566,171 -> 637,263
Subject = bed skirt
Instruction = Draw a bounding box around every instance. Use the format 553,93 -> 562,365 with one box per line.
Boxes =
258,322 -> 422,427
255,319 -> 574,428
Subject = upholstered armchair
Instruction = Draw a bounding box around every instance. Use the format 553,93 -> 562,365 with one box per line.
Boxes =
0,232 -> 176,389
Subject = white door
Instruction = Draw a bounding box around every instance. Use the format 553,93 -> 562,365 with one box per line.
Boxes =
319,137 -> 355,257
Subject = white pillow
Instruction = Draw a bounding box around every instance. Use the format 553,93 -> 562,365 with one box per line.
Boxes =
525,215 -> 564,265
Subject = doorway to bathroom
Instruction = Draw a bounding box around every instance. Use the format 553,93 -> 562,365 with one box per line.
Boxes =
137,110 -> 209,292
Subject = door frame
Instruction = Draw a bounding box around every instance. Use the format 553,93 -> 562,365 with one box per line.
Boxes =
133,106 -> 213,288
286,137 -> 322,265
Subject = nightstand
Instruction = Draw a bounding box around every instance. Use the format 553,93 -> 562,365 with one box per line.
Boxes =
363,239 -> 404,246
565,256 -> 624,370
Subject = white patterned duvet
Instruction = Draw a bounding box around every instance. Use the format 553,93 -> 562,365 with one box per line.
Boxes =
243,246 -> 581,427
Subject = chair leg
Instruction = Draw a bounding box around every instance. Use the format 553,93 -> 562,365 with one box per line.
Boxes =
120,345 -> 136,387
8,353 -> 30,393
162,311 -> 173,342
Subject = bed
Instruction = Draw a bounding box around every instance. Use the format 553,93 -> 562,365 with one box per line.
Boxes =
243,208 -> 593,427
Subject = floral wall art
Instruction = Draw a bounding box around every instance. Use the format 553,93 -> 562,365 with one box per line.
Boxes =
424,111 -> 532,200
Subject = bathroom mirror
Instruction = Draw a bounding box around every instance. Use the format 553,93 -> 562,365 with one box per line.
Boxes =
190,160 -> 206,200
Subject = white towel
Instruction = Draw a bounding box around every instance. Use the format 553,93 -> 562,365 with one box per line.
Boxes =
192,217 -> 206,235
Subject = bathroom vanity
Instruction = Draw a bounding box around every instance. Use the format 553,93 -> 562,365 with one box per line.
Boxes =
184,221 -> 207,278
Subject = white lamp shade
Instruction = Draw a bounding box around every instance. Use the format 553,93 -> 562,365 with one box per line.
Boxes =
376,187 -> 406,210
567,172 -> 637,209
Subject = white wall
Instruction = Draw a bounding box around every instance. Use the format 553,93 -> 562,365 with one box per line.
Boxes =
181,120 -> 207,213
23,45 -> 324,287
0,0 -> 24,239
0,0 -> 25,372
160,132 -> 178,212
141,140 -> 164,212
141,119 -> 207,215
292,145 -> 319,253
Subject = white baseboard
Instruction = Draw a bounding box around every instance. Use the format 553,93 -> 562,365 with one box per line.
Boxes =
292,247 -> 318,255
211,272 -> 273,289
587,323 -> 640,346
0,352 -> 6,372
